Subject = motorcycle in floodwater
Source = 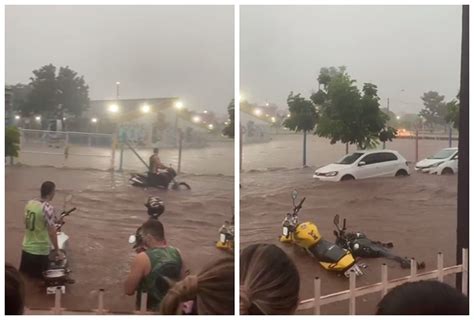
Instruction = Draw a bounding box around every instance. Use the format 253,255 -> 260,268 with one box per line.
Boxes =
332,214 -> 425,269
43,195 -> 76,294
129,167 -> 191,190
216,214 -> 234,252
279,191 -> 363,277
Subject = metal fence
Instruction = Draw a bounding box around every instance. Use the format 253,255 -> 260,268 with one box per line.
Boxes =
297,248 -> 468,315
18,129 -> 116,171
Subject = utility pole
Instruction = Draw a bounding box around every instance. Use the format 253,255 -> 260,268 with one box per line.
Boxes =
387,98 -> 390,113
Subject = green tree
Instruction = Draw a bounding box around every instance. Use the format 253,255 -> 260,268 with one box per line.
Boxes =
21,64 -> 90,120
5,126 -> 20,164
419,91 -> 448,129
283,92 -> 318,166
445,99 -> 460,130
313,67 -> 396,152
222,99 -> 234,138
56,66 -> 90,117
7,83 -> 33,114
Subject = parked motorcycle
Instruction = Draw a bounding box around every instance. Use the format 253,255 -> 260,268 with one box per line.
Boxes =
279,191 -> 363,277
129,167 -> 191,190
216,214 -> 234,252
333,214 -> 425,269
43,195 -> 76,294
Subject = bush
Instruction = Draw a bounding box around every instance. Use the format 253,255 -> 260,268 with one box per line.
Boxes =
5,126 -> 20,158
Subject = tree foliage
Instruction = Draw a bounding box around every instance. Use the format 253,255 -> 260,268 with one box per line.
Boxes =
312,66 -> 396,149
222,99 -> 235,138
283,92 -> 318,132
5,126 -> 20,158
419,91 -> 448,128
21,64 -> 90,118
445,99 -> 460,130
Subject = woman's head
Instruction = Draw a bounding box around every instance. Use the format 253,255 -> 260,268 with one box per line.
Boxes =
240,243 -> 300,315
5,263 -> 25,315
160,256 -> 234,315
376,280 -> 469,315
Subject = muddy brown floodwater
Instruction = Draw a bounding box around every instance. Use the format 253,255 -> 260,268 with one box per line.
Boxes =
5,166 -> 233,313
241,168 -> 458,315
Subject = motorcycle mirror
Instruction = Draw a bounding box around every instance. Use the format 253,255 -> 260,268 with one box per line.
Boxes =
333,230 -> 339,237
334,214 -> 340,226
128,235 -> 136,244
291,190 -> 298,200
65,194 -> 73,203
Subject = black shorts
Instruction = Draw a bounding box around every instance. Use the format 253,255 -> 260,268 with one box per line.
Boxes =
19,250 -> 49,279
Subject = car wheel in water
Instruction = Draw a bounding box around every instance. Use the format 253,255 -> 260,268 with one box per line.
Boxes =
441,168 -> 454,175
341,175 -> 355,181
395,169 -> 408,177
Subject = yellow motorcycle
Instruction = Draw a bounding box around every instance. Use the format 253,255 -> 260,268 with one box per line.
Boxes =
216,214 -> 234,252
280,191 -> 363,277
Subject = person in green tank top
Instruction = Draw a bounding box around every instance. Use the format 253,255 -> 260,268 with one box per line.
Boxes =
19,181 -> 65,279
124,219 -> 186,312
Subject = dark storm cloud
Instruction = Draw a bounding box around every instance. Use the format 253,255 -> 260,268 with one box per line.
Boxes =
241,5 -> 462,114
6,5 -> 234,114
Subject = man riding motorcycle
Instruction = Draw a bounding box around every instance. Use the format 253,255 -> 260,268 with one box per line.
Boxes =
148,148 -> 171,186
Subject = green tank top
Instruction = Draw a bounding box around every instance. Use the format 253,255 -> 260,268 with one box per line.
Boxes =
136,246 -> 182,311
22,200 -> 51,255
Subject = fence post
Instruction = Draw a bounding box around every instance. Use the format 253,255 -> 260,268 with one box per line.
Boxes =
139,291 -> 147,314
96,289 -> 105,315
313,277 -> 321,315
410,258 -> 417,280
118,143 -> 124,172
53,287 -> 62,315
349,270 -> 356,315
381,263 -> 388,298
110,135 -> 117,172
177,129 -> 183,174
462,248 -> 468,295
415,129 -> 419,163
437,252 -> 444,282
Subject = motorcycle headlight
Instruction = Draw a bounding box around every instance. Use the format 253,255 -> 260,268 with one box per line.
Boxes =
220,233 -> 226,243
326,171 -> 338,177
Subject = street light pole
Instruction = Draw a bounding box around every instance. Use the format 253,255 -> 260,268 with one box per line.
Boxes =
116,82 -> 120,100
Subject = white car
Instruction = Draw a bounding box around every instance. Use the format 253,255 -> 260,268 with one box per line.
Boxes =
429,154 -> 458,175
313,150 -> 410,182
415,147 -> 458,173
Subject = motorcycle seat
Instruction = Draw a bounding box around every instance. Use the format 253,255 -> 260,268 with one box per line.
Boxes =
310,239 -> 348,263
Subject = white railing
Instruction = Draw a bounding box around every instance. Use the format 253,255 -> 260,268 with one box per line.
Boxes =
25,290 -> 157,315
297,248 -> 468,315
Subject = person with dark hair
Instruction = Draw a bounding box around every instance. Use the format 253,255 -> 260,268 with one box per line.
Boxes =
376,280 -> 469,315
124,219 -> 186,312
160,256 -> 234,315
5,263 -> 25,315
19,181 -> 64,279
240,243 -> 300,315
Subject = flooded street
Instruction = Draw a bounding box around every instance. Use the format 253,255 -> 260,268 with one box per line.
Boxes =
242,134 -> 457,171
5,166 -> 233,313
241,168 -> 458,315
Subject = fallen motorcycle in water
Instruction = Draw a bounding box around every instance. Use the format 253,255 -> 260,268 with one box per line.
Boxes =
333,214 -> 425,269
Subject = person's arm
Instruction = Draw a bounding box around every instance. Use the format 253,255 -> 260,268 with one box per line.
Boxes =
44,203 -> 59,251
155,156 -> 167,170
177,249 -> 189,279
124,252 -> 148,295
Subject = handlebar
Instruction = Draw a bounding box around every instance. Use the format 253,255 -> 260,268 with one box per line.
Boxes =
294,197 -> 306,213
60,207 -> 76,217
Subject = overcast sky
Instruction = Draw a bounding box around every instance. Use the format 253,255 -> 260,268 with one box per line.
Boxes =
241,5 -> 462,114
6,5 -> 234,114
